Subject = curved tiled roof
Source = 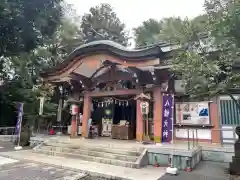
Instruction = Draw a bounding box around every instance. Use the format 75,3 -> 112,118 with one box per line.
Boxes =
40,40 -> 162,77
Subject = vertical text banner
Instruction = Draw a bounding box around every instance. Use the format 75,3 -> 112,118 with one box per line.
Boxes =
161,94 -> 174,143
15,102 -> 24,135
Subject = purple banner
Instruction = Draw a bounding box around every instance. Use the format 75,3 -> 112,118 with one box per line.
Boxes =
15,103 -> 23,135
161,94 -> 174,143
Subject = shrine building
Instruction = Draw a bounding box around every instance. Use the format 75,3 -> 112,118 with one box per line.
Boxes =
40,40 -> 222,144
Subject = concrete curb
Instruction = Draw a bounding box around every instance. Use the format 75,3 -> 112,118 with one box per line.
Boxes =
0,152 -> 131,180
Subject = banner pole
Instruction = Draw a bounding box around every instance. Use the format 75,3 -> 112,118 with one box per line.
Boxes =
166,94 -> 178,175
15,102 -> 24,150
17,114 -> 23,147
171,94 -> 174,167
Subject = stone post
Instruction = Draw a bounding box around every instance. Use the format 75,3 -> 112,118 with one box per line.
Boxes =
229,126 -> 240,175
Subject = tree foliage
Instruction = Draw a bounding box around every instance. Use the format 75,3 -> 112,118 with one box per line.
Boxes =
134,19 -> 162,47
81,3 -> 129,46
0,0 -> 64,127
0,2 -> 131,128
134,16 -> 208,47
0,0 -> 63,57
172,0 -> 240,110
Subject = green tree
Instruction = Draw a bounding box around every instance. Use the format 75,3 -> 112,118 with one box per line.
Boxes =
81,3 -> 129,46
0,0 -> 63,57
172,0 -> 240,110
0,0 -> 64,127
134,16 -> 208,47
134,19 -> 162,47
36,18 -> 84,68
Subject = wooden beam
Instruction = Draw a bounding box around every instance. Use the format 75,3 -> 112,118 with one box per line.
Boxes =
85,89 -> 143,97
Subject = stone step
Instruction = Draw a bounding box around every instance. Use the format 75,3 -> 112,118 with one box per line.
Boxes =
45,140 -> 143,152
39,146 -> 138,162
34,149 -> 138,168
43,143 -> 141,156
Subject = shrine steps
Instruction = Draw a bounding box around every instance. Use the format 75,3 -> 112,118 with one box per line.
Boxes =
33,142 -> 147,168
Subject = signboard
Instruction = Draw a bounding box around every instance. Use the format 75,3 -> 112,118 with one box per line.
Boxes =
161,94 -> 174,143
140,101 -> 149,115
176,102 -> 210,124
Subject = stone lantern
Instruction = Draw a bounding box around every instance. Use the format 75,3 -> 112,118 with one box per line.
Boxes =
135,93 -> 151,141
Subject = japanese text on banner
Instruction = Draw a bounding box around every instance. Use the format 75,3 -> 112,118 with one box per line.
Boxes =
161,94 -> 174,143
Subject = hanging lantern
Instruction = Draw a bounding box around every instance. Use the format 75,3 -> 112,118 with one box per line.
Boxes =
101,102 -> 104,107
126,101 -> 129,106
71,104 -> 78,115
115,100 -> 117,104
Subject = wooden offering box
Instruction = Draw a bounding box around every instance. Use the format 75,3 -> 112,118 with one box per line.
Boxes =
112,123 -> 134,140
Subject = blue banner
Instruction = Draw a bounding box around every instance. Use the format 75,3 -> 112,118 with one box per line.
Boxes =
15,103 -> 23,135
161,94 -> 174,143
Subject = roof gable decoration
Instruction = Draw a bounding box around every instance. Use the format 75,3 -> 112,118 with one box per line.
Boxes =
40,40 -> 163,78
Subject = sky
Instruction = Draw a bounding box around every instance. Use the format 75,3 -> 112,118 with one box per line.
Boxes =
65,0 -> 205,47
66,0 -> 205,30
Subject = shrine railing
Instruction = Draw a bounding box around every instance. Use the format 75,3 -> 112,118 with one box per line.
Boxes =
0,126 -> 15,135
173,127 -> 237,150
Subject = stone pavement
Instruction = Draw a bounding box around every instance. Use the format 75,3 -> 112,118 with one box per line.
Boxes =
158,161 -> 229,180
0,156 -> 85,180
0,150 -> 165,180
0,140 -> 30,152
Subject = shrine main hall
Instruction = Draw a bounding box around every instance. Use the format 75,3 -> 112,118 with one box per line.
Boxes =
40,40 -> 220,144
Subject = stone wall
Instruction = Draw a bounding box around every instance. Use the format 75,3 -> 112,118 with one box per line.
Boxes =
202,147 -> 234,163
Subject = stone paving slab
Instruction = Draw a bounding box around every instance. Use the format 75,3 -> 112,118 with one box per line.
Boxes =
0,157 -> 86,180
158,161 -> 229,180
0,150 -> 165,180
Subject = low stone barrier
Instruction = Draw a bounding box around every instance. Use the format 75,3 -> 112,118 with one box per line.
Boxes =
202,146 -> 234,163
0,135 -> 16,142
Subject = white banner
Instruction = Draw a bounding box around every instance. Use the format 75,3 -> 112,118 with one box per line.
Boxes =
39,97 -> 45,115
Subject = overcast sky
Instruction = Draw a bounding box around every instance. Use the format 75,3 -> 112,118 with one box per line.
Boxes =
65,0 -> 205,30
65,0 -> 205,47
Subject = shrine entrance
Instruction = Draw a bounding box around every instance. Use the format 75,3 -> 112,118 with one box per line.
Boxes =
91,96 -> 137,140
40,40 -> 174,143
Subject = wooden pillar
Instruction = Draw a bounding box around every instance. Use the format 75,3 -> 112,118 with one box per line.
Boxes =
153,87 -> 163,143
136,99 -> 143,141
210,102 -> 221,144
82,93 -> 92,138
